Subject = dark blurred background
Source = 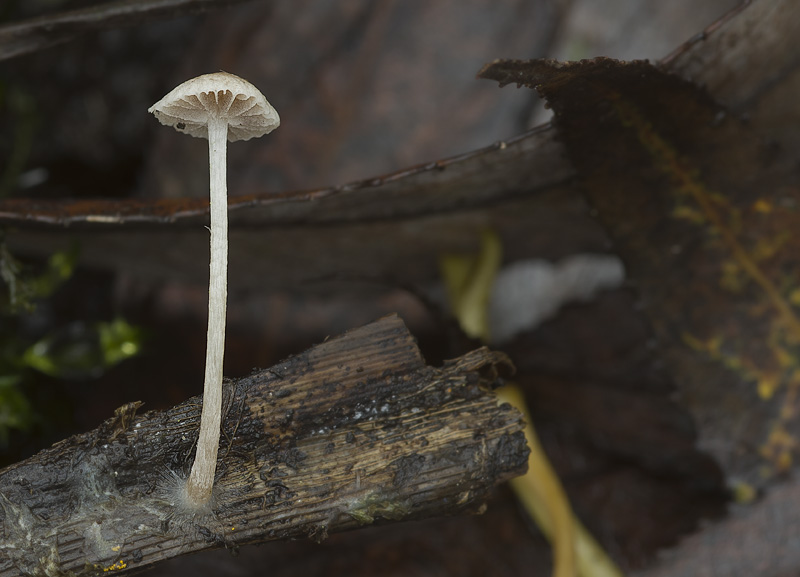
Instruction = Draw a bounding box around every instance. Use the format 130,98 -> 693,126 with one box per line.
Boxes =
0,1 -> 740,575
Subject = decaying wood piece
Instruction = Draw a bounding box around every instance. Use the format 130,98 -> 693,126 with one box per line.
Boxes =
0,0 -> 256,62
0,315 -> 527,576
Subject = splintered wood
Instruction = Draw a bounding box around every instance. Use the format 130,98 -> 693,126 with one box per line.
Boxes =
0,315 -> 527,576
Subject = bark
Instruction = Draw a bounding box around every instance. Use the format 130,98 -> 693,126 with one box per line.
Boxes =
0,315 -> 527,576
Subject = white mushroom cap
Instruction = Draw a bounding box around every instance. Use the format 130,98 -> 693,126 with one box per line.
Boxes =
148,71 -> 280,142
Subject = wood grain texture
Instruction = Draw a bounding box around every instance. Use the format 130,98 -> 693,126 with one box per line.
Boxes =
0,315 -> 527,576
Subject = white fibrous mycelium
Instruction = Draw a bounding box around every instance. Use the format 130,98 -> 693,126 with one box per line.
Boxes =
149,72 -> 279,511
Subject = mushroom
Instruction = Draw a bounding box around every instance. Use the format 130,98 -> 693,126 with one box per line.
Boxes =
149,72 -> 279,509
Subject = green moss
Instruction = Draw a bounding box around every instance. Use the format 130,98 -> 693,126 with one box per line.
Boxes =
0,237 -> 142,446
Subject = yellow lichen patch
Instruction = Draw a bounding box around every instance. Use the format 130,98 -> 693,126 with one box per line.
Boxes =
757,373 -> 781,400
732,481 -> 757,504
684,329 -> 797,403
761,426 -> 796,473
752,232 -> 791,263
755,332 -> 800,468
682,333 -> 750,376
774,343 -> 798,369
720,259 -> 745,293
613,96 -> 800,479
682,333 -> 723,356
753,199 -> 773,214
778,378 -> 800,421
103,560 -> 127,572
776,447 -> 791,471
613,97 -> 800,343
672,204 -> 705,224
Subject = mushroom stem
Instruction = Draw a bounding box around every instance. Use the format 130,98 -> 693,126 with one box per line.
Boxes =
149,73 -> 279,511
186,114 -> 229,506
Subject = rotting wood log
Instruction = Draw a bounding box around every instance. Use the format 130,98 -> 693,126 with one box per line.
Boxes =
0,315 -> 528,576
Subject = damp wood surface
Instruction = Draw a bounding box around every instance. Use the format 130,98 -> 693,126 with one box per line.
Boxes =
0,315 -> 527,576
